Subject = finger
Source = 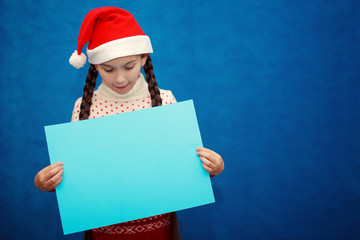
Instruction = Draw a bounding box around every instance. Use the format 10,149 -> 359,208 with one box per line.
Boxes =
41,162 -> 63,172
196,147 -> 215,155
51,176 -> 63,189
196,147 -> 216,154
196,147 -> 217,155
39,162 -> 63,177
199,156 -> 216,169
198,148 -> 223,164
43,166 -> 64,181
47,169 -> 64,188
202,163 -> 213,174
43,165 -> 63,181
197,150 -> 215,162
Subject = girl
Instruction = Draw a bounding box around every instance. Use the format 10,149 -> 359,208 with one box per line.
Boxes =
34,7 -> 224,240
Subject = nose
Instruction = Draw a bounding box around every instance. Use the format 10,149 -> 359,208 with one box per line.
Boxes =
114,71 -> 126,84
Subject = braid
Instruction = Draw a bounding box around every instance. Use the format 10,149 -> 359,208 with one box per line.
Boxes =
79,64 -> 98,120
143,55 -> 162,107
144,56 -> 181,239
79,60 -> 180,239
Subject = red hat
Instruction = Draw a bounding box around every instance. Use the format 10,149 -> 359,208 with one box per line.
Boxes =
69,7 -> 153,69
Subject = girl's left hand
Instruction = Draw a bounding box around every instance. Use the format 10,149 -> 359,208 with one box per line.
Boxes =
196,147 -> 224,176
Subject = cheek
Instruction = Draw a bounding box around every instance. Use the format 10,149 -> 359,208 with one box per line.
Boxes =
129,68 -> 142,81
99,72 -> 115,85
98,70 -> 108,79
99,73 -> 110,82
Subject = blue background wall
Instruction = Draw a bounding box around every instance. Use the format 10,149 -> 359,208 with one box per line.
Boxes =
0,0 -> 359,239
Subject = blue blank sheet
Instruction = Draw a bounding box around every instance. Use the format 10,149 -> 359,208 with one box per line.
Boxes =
44,100 -> 215,234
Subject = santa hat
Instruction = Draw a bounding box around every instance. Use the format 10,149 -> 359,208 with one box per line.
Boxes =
69,7 -> 153,69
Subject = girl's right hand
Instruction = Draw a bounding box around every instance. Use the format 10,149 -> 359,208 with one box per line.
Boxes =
34,162 -> 64,192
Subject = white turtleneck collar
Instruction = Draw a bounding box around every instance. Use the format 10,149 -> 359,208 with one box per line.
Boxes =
96,73 -> 149,101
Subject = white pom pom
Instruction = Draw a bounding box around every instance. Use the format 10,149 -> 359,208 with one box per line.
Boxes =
69,50 -> 87,69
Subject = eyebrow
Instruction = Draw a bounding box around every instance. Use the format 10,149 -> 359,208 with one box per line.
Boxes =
100,60 -> 137,68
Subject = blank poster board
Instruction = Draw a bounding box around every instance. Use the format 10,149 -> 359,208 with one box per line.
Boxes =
44,100 -> 215,234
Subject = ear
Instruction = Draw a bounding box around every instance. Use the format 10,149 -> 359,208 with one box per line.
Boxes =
141,54 -> 148,67
94,65 -> 99,71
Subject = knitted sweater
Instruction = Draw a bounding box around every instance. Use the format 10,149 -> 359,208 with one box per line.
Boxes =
71,74 -> 176,121
71,74 -> 177,240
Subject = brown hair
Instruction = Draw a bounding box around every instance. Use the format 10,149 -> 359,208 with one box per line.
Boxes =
144,56 -> 181,239
79,55 -> 181,239
79,55 -> 162,120
143,55 -> 162,107
79,64 -> 98,120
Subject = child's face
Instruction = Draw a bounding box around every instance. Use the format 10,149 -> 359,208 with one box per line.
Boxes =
95,54 -> 148,94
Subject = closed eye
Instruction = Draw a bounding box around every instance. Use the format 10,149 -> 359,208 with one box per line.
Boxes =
125,65 -> 135,70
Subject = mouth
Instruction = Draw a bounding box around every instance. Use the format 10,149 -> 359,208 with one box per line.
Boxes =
115,84 -> 129,89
